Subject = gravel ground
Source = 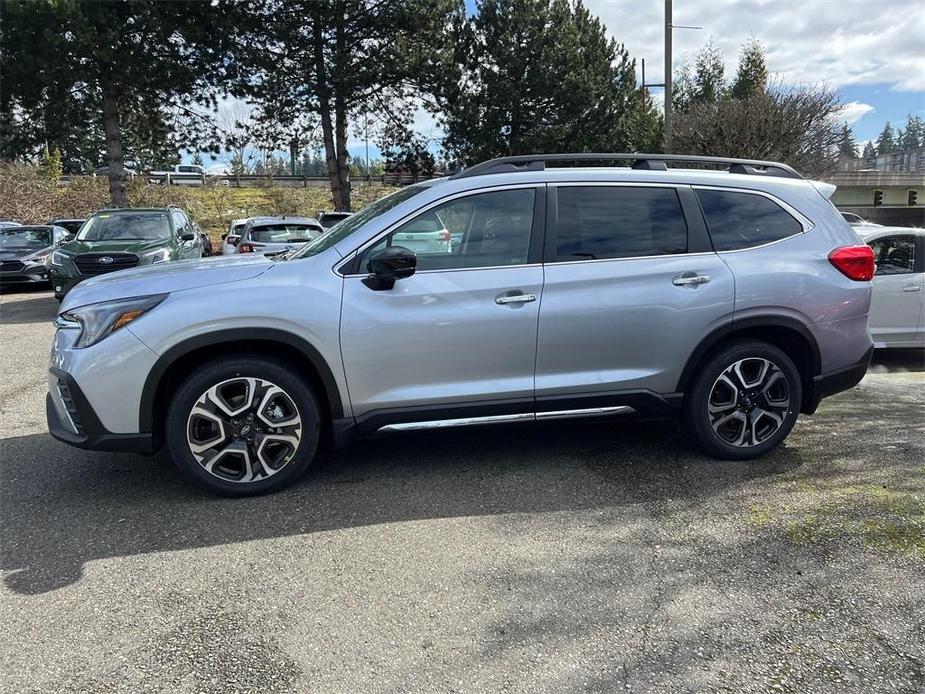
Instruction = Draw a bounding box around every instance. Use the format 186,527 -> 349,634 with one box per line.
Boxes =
1,286 -> 923,694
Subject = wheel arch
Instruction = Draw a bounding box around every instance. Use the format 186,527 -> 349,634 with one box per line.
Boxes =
140,328 -> 345,445
677,316 -> 822,413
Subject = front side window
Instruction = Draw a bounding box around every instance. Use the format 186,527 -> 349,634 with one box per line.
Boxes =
554,186 -> 687,260
360,188 -> 536,272
869,235 -> 915,275
77,213 -> 171,241
697,189 -> 803,252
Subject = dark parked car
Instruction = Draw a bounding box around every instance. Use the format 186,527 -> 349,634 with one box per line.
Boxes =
49,218 -> 86,236
0,225 -> 71,287
317,211 -> 354,229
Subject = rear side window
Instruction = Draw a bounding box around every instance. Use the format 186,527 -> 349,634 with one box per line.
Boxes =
554,186 -> 687,260
696,189 -> 803,251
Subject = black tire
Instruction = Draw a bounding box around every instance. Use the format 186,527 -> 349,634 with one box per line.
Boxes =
684,339 -> 802,460
166,355 -> 321,496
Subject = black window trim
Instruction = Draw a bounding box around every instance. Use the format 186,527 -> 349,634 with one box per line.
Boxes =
544,182 -> 707,265
692,184 -> 813,254
338,183 -> 547,276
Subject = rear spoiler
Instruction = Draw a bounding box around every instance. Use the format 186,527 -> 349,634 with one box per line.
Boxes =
810,180 -> 837,200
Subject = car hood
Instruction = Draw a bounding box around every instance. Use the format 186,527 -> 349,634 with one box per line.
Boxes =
60,254 -> 274,311
62,238 -> 171,255
0,245 -> 51,260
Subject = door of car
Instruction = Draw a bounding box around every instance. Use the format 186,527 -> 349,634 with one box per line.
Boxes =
339,185 -> 545,426
534,184 -> 735,410
170,211 -> 202,259
866,233 -> 924,347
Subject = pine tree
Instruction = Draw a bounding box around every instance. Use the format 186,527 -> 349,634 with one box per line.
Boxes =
876,122 -> 896,154
439,0 -> 658,163
900,115 -> 923,150
731,38 -> 768,99
838,123 -> 858,157
862,141 -> 876,159
693,41 -> 726,104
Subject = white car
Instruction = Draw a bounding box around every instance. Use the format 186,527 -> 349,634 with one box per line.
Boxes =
858,226 -> 925,348
221,218 -> 250,255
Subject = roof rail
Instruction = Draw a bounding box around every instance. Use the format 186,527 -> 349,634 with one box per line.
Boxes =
450,153 -> 803,180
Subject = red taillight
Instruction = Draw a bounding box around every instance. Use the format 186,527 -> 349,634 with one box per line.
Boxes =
828,244 -> 875,281
438,230 -> 451,242
239,244 -> 254,253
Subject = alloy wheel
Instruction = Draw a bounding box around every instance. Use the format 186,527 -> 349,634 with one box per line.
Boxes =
707,357 -> 791,447
186,377 -> 302,483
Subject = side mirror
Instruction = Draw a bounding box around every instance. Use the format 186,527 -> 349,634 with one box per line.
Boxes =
180,232 -> 196,241
363,246 -> 416,291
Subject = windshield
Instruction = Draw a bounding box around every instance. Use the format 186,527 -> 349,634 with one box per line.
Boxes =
290,185 -> 428,260
249,224 -> 320,243
77,213 -> 171,241
0,228 -> 51,249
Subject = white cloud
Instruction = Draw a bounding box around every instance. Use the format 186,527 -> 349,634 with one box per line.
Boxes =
588,0 -> 925,93
837,101 -> 875,124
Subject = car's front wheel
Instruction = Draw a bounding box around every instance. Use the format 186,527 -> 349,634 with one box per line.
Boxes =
685,340 -> 802,459
166,356 -> 321,496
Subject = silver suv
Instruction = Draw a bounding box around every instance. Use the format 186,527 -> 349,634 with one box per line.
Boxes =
47,154 -> 876,496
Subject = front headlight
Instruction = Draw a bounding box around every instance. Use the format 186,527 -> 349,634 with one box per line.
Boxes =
144,249 -> 170,264
61,294 -> 167,348
51,250 -> 69,267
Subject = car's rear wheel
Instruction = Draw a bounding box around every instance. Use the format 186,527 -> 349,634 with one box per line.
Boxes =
685,340 -> 802,459
166,356 -> 321,496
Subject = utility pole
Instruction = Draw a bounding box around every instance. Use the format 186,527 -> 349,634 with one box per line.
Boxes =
664,0 -> 672,135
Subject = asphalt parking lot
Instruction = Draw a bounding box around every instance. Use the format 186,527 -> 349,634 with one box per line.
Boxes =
1,286 -> 923,694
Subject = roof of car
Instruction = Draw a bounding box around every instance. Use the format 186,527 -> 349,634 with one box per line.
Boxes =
51,218 -> 85,223
92,207 -> 174,215
246,216 -> 322,226
856,225 -> 925,238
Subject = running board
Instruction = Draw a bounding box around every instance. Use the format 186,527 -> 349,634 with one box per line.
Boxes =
377,406 -> 635,433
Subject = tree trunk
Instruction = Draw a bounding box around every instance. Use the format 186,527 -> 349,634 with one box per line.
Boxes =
334,94 -> 351,211
101,83 -> 127,207
312,13 -> 348,212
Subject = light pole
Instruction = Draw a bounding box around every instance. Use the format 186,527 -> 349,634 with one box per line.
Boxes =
662,0 -> 701,143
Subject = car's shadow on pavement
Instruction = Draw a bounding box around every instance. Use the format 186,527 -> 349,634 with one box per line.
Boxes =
0,418 -> 804,595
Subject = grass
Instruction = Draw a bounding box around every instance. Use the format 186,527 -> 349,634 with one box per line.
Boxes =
750,480 -> 925,558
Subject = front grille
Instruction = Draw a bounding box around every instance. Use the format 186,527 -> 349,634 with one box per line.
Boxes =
0,260 -> 25,272
74,252 -> 139,276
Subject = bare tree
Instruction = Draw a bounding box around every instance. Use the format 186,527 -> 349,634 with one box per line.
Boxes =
666,84 -> 844,177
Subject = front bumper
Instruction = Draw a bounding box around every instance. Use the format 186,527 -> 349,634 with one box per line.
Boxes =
803,344 -> 874,414
47,369 -> 156,453
49,272 -> 82,299
0,263 -> 51,285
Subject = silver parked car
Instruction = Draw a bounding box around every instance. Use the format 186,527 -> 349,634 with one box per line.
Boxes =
221,218 -> 250,255
235,216 -> 324,255
858,226 -> 924,348
48,153 -> 875,496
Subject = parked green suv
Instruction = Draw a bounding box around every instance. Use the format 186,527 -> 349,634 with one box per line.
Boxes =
50,207 -> 204,299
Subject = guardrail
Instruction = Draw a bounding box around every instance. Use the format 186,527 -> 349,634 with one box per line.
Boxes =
60,172 -> 445,188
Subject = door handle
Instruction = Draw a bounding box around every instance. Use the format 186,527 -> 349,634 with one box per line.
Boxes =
902,285 -> 922,292
495,292 -> 537,305
673,273 -> 711,286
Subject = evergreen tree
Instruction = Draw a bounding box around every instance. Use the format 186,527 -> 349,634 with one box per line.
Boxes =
731,38 -> 767,99
862,141 -> 876,160
876,122 -> 896,154
900,115 -> 923,150
837,123 -> 858,158
692,41 -> 726,104
0,1 -> 232,205
439,0 -> 659,164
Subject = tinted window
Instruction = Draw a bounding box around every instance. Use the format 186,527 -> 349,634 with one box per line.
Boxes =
361,188 -> 536,272
249,224 -> 320,243
869,235 -> 915,275
554,187 -> 687,260
697,189 -> 803,251
0,227 -> 51,249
